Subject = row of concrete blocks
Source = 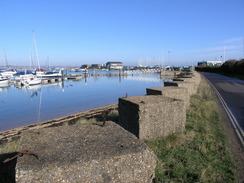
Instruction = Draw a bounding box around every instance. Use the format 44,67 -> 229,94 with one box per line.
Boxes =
118,71 -> 201,140
15,72 -> 201,182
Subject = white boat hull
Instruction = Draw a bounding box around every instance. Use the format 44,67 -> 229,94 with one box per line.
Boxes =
21,78 -> 42,86
37,73 -> 62,78
0,75 -> 9,86
36,70 -> 63,78
0,79 -> 9,85
0,69 -> 17,78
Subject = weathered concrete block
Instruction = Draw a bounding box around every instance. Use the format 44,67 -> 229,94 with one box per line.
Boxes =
160,71 -> 180,76
176,71 -> 201,86
164,81 -> 197,95
146,86 -> 190,108
16,122 -> 156,183
118,96 -> 186,140
175,72 -> 201,92
173,77 -> 199,92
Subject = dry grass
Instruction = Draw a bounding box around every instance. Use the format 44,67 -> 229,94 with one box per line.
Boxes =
75,118 -> 97,125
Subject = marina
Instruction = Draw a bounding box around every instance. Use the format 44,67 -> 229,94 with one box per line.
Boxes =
0,70 -> 169,132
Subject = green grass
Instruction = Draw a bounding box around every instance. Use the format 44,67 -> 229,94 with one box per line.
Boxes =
146,78 -> 237,183
219,73 -> 244,81
0,137 -> 20,154
62,109 -> 119,126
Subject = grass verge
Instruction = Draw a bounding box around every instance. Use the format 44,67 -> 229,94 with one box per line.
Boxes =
62,109 -> 119,126
219,73 -> 244,81
146,78 -> 237,182
0,137 -> 20,154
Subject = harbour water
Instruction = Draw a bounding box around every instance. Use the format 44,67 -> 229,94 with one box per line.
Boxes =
0,72 -> 168,132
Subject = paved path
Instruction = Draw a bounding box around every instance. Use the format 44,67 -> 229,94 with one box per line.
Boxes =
202,72 -> 244,146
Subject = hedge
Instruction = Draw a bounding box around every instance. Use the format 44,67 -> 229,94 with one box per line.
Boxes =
195,59 -> 244,75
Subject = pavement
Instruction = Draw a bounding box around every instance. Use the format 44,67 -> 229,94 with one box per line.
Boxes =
202,72 -> 244,146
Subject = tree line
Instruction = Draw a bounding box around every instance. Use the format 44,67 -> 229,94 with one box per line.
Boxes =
195,59 -> 244,75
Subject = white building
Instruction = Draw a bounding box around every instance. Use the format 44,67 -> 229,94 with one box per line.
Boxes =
106,62 -> 123,70
198,61 -> 222,67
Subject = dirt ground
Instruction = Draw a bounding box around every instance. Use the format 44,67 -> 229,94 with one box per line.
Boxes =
218,101 -> 244,183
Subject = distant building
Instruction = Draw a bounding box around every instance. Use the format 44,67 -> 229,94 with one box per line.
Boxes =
91,64 -> 104,69
197,62 -> 207,67
81,64 -> 92,69
198,61 -> 222,67
106,62 -> 123,70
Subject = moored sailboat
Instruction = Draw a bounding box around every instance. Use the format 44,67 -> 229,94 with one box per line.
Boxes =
21,76 -> 42,86
0,74 -> 9,86
0,68 -> 17,78
14,70 -> 42,86
37,69 -> 62,78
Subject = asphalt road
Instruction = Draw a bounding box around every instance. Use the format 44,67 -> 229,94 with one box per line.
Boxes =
202,72 -> 244,146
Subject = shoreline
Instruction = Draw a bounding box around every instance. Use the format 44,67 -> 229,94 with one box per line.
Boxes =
0,103 -> 118,144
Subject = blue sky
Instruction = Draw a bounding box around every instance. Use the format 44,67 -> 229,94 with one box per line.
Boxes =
0,0 -> 243,67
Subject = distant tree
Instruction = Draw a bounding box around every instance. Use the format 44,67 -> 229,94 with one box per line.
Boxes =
234,59 -> 244,75
221,60 -> 237,74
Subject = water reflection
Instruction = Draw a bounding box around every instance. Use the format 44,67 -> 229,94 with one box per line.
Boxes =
0,73 -> 169,131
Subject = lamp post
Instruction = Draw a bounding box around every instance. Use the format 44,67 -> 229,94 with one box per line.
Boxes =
168,51 -> 170,66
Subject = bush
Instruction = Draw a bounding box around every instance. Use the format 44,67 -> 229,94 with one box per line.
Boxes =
195,66 -> 221,73
221,60 -> 238,74
234,59 -> 244,75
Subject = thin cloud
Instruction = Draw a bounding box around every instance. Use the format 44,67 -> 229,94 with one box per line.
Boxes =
220,37 -> 244,44
191,45 -> 237,53
196,50 -> 239,58
186,37 -> 243,54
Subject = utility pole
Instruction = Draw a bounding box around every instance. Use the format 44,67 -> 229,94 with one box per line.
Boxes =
223,46 -> 226,63
168,51 -> 171,67
161,49 -> 164,70
243,37 -> 244,58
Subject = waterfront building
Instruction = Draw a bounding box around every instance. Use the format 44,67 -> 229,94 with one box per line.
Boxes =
198,61 -> 222,67
91,64 -> 104,69
106,61 -> 123,70
81,64 -> 92,69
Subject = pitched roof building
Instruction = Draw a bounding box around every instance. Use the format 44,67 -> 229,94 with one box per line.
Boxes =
106,62 -> 123,70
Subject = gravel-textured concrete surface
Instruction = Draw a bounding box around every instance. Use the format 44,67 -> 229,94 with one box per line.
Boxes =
16,121 -> 156,183
146,86 -> 190,108
164,81 -> 197,95
118,95 -> 186,139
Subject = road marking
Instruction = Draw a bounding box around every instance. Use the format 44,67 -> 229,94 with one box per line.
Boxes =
205,78 -> 244,147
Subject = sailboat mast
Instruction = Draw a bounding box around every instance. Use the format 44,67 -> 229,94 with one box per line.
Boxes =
3,49 -> 8,69
29,48 -> 33,70
46,56 -> 50,69
161,49 -> 164,70
33,31 -> 40,70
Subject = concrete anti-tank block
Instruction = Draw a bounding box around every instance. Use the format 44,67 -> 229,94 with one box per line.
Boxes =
175,72 -> 201,90
16,122 -> 156,183
179,71 -> 201,83
146,86 -> 190,108
118,95 -> 186,140
164,81 -> 197,95
173,77 -> 199,92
